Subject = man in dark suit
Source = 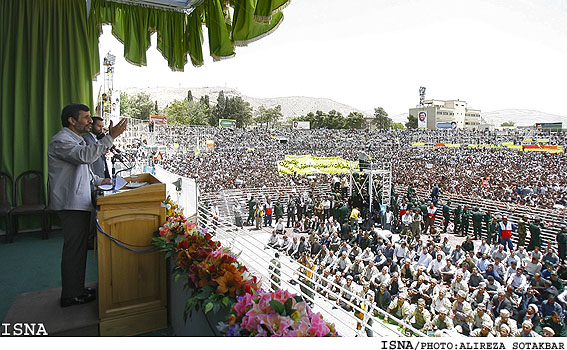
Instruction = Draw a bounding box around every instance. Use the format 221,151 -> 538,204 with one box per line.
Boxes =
82,116 -> 110,249
82,116 -> 109,179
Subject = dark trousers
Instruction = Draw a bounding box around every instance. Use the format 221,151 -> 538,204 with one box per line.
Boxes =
59,210 -> 91,298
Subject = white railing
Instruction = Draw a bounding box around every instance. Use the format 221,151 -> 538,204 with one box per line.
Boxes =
195,204 -> 427,338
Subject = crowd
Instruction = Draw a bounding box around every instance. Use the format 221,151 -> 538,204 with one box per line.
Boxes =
142,125 -> 567,337
149,126 -> 567,211
258,188 -> 567,337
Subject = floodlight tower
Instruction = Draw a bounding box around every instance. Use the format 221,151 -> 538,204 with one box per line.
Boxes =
419,86 -> 426,106
101,51 -> 116,122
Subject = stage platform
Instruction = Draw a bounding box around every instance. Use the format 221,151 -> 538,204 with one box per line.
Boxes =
2,282 -> 99,336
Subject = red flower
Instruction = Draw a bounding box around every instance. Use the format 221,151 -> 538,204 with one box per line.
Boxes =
177,240 -> 188,249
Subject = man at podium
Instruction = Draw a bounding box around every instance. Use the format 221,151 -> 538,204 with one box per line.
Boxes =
48,104 -> 127,307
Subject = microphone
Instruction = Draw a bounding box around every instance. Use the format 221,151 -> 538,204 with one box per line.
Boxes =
97,132 -> 122,154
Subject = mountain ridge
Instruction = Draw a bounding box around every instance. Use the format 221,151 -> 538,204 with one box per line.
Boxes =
122,86 -> 566,127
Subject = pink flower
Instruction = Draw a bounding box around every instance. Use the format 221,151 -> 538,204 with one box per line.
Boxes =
234,293 -> 254,316
256,313 -> 294,337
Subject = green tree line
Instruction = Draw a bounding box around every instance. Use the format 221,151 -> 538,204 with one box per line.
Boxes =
119,90 -> 409,130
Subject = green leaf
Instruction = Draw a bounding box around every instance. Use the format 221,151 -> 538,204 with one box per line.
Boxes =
204,302 -> 213,313
212,303 -> 220,314
284,298 -> 293,315
293,296 -> 303,303
269,300 -> 285,315
222,296 -> 229,306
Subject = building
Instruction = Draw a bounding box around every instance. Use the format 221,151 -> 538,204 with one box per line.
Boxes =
409,99 -> 481,130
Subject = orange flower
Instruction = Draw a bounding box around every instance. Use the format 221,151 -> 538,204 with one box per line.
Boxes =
213,271 -> 243,297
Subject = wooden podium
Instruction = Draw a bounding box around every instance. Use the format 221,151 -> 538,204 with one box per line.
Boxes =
96,173 -> 167,336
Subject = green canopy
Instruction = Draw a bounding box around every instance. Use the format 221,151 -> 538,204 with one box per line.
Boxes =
0,0 -> 289,181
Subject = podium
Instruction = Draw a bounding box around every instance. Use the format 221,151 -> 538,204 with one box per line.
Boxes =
96,173 -> 167,336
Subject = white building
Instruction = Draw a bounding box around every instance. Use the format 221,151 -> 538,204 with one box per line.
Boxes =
409,99 -> 481,130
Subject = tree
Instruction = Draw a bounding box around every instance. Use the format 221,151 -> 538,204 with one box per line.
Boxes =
164,99 -> 208,126
324,110 -> 345,129
392,122 -> 405,130
406,114 -> 418,129
501,121 -> 515,127
120,91 -> 156,120
372,107 -> 392,129
224,96 -> 253,128
255,105 -> 283,128
345,112 -> 366,129
210,90 -> 226,126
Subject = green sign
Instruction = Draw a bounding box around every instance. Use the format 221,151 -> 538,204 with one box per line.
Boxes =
219,119 -> 236,128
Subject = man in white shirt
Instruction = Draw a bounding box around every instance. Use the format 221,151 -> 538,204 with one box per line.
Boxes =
427,253 -> 445,280
506,267 -> 528,293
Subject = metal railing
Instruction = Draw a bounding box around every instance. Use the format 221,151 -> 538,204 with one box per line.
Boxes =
195,204 -> 427,337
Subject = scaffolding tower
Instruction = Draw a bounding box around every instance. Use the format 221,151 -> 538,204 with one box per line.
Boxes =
349,161 -> 392,214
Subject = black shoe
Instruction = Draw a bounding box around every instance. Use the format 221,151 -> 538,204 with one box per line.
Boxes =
84,287 -> 96,295
60,293 -> 96,307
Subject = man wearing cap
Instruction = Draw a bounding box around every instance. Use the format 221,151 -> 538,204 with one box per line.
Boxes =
470,283 -> 490,309
471,321 -> 495,337
405,298 -> 431,330
494,309 -> 518,335
517,215 -> 529,248
541,326 -> 555,337
452,290 -> 473,335
498,216 -> 516,252
527,217 -> 544,252
338,275 -> 355,311
556,225 -> 567,262
514,319 -> 540,337
425,307 -> 454,332
471,304 -> 493,332
386,292 -> 411,322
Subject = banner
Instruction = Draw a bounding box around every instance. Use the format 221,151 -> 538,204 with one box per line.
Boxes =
292,121 -> 310,129
411,142 -> 425,146
277,155 -> 359,175
417,111 -> 427,129
110,90 -> 121,125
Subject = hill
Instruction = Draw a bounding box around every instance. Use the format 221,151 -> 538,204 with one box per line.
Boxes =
122,86 -> 370,120
122,87 -> 566,127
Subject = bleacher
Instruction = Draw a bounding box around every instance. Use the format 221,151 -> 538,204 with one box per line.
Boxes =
395,185 -> 565,248
199,183 -> 332,220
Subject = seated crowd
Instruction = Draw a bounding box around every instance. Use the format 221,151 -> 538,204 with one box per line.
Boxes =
261,188 -> 567,337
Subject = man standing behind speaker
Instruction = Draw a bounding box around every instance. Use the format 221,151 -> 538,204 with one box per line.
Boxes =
48,104 -> 127,307
82,116 -> 110,250
82,116 -> 110,179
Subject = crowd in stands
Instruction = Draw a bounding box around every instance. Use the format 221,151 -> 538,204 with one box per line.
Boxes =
142,125 -> 567,337
150,126 -> 567,210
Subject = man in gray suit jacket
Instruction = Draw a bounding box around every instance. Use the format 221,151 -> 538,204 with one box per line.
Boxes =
48,104 -> 127,307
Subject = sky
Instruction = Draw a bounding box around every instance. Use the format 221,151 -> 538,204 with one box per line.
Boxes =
95,0 -> 567,117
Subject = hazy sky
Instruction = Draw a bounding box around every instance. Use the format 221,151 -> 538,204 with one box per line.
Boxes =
95,0 -> 567,116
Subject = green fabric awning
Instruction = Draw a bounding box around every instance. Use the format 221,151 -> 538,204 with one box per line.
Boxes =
0,0 -> 290,181
89,0 -> 289,71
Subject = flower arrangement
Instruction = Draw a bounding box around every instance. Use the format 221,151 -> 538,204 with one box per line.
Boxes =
218,289 -> 338,337
164,195 -> 183,219
153,208 -> 260,319
155,198 -> 338,336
